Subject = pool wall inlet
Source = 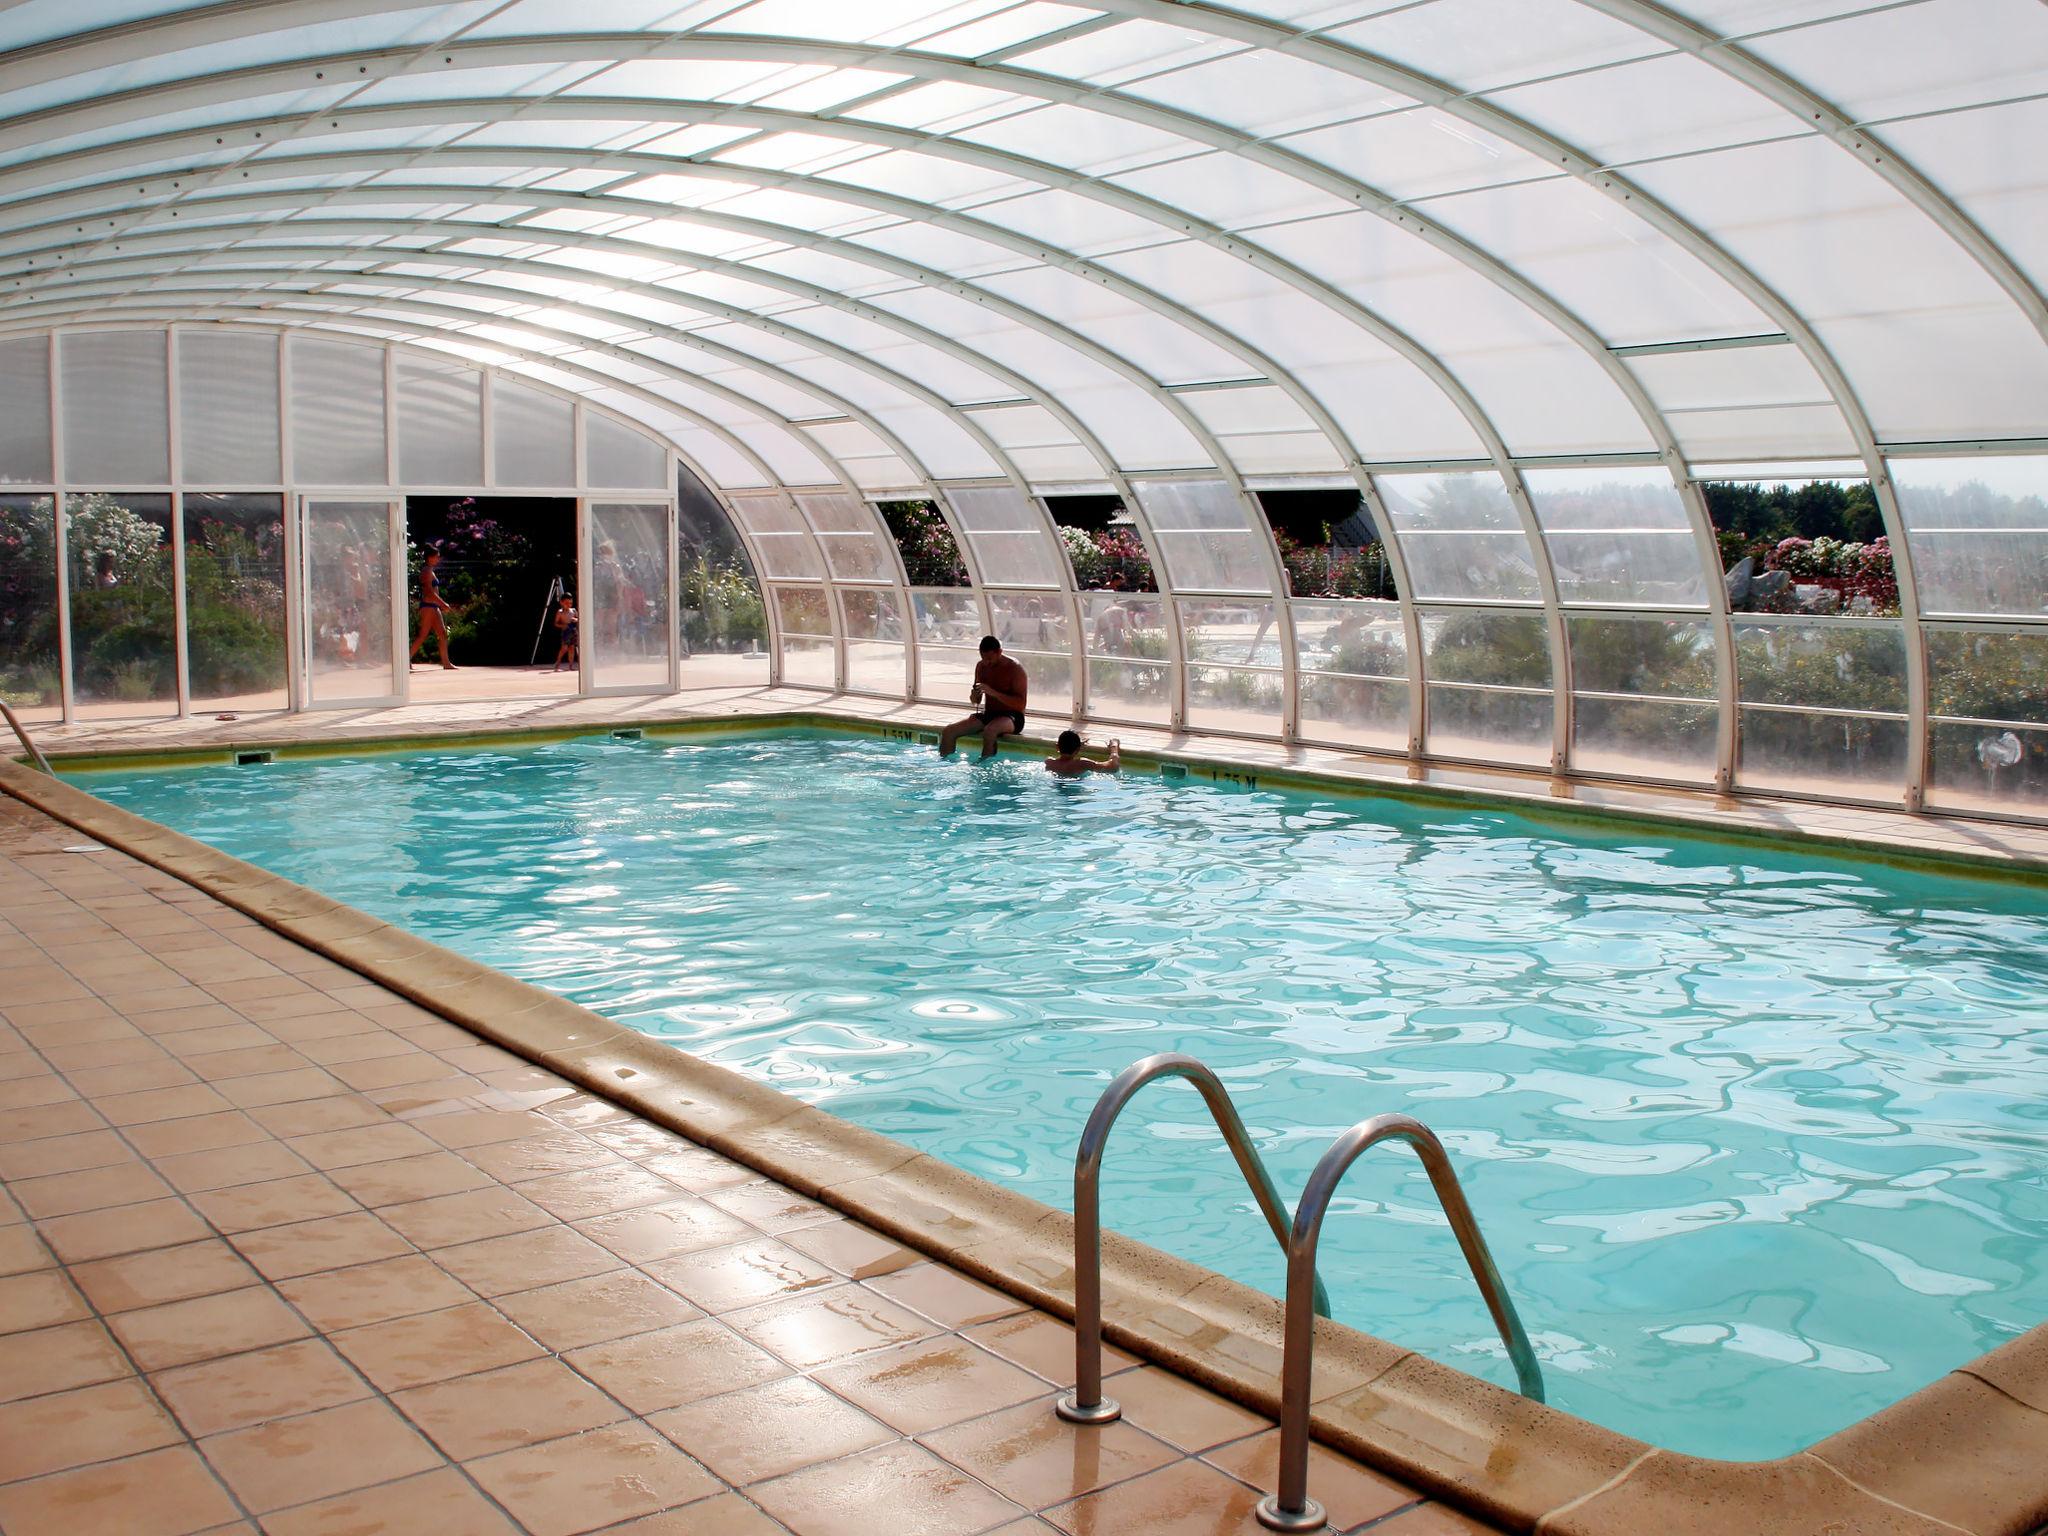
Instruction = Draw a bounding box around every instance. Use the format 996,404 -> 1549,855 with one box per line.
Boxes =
5,735 -> 2047,1536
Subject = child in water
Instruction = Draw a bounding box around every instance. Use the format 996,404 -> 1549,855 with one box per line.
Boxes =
1044,730 -> 1120,777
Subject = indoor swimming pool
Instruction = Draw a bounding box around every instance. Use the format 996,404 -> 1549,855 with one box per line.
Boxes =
75,729 -> 2048,1461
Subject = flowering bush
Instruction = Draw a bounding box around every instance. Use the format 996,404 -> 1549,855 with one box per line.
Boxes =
878,500 -> 968,587
1722,532 -> 1898,613
1057,522 -> 1156,591
1273,531 -> 1395,600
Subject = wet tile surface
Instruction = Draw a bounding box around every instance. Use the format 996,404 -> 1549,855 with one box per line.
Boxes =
0,789 -> 1498,1535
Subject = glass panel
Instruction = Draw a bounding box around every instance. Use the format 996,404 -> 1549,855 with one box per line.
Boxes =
587,413 -> 669,490
678,464 -> 769,688
494,380 -> 575,489
839,587 -> 906,696
775,585 -> 834,687
396,356 -> 483,486
291,340 -> 388,487
1735,618 -> 1908,798
62,333 -> 169,486
1890,456 -> 2048,618
179,331 -> 281,487
1704,477 -> 1896,617
988,591 -> 1070,655
1293,598 -> 1409,750
1187,665 -> 1283,736
795,491 -> 894,582
1524,466 -> 1707,608
1262,488 -> 1398,601
1926,627 -> 2048,813
919,645 -> 978,704
64,493 -> 174,717
305,501 -> 395,705
184,494 -> 286,714
880,499 -> 968,587
1299,672 -> 1407,750
1574,697 -> 1719,779
1050,496 -> 1158,592
590,503 -> 671,691
0,494 -> 60,722
1179,598 -> 1281,668
1016,649 -> 1074,718
913,590 -> 980,648
1421,608 -> 1552,764
1378,471 -> 1540,603
944,485 -> 1065,588
1568,615 -> 1718,699
0,338 -> 51,484
730,495 -> 824,580
1082,591 -> 1173,724
1133,479 -> 1276,595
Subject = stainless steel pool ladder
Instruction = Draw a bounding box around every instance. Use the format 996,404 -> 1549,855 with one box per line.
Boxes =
0,699 -> 52,776
1053,1052 -> 1332,1427
1054,1057 -> 1545,1535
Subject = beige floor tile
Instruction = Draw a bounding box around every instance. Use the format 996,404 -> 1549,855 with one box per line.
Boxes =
1201,1431 -> 1416,1530
0,1100 -> 104,1144
154,1337 -> 372,1436
1041,1457 -> 1274,1535
216,1067 -> 352,1109
587,1121 -> 687,1161
0,1377 -> 184,1481
725,1283 -> 941,1370
38,1037 -> 165,1072
379,1186 -> 557,1249
296,1030 -> 417,1067
0,1224 -> 55,1277
1108,1367 -> 1269,1453
641,1146 -> 756,1192
13,1159 -> 175,1219
154,1139 -> 315,1193
782,1220 -> 921,1280
125,1110 -> 270,1158
0,1074 -> 81,1112
248,1095 -> 386,1138
67,1057 -> 201,1096
230,1211 -> 413,1281
466,1421 -> 723,1536
517,1163 -> 689,1222
646,1238 -> 839,1315
651,1374 -> 893,1485
109,1284 -> 312,1371
1362,1503 -> 1497,1534
333,1301 -> 544,1392
0,1319 -> 133,1402
287,1123 -> 440,1170
699,1179 -> 837,1233
924,1398 -> 1181,1511
200,1397 -> 444,1514
867,1264 -> 1029,1329
37,1196 -> 213,1262
0,1127 -> 134,1180
190,1173 -> 362,1234
750,1440 -> 1027,1536
187,1044 -> 315,1083
966,1312 -> 1137,1385
596,1492 -> 793,1534
97,1083 -> 236,1125
393,1356 -> 628,1460
565,1317 -> 788,1415
0,1444 -> 240,1536
433,1223 -> 622,1296
325,1149 -> 496,1207
415,1107 -> 558,1149
574,1197 -> 754,1266
463,1132 -> 620,1183
161,1023 -> 276,1059
814,1336 -> 1047,1436
278,1253 -> 476,1331
71,1239 -> 263,1314
0,1268 -> 90,1333
258,1466 -> 522,1536
493,1269 -> 701,1352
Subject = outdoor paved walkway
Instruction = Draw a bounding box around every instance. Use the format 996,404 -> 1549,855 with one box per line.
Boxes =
0,792 -> 1490,1536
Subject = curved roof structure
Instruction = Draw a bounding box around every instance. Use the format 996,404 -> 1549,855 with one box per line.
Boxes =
2,0 -> 2044,816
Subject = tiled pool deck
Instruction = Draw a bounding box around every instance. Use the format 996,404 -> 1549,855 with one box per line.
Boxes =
0,792 -> 1486,1536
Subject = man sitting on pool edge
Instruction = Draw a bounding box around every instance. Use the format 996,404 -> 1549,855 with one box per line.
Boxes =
1045,730 -> 1120,777
939,635 -> 1029,760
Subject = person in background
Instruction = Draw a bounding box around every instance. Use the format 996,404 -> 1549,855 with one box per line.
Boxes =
408,547 -> 457,669
551,592 -> 579,672
1045,730 -> 1120,778
939,635 -> 1029,760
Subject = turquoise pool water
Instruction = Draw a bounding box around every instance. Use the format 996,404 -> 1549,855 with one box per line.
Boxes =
77,731 -> 2048,1459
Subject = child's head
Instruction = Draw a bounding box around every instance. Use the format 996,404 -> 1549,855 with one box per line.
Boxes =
1057,729 -> 1081,755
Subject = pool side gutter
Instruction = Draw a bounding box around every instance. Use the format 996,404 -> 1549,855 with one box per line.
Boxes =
4,757 -> 2044,1536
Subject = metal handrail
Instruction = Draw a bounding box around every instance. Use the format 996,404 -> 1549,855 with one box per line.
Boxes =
1256,1113 -> 1544,1533
0,699 -> 53,776
1056,1052 -> 1330,1426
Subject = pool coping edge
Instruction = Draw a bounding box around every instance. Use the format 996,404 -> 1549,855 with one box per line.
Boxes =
1,754 -> 2041,1536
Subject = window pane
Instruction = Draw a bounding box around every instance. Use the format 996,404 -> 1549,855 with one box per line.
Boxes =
1568,615 -> 1717,699
945,485 -> 1064,588
589,503 -> 670,691
1299,672 -> 1407,750
1739,709 -> 1910,798
587,413 -> 669,490
988,591 -> 1070,655
292,341 -> 387,487
1082,592 -> 1173,723
1525,467 -> 1706,608
305,501 -> 395,704
494,380 -> 575,489
180,331 -> 281,486
184,493 -> 286,713
1891,456 -> 2048,618
774,585 -> 832,686
678,464 -> 768,687
1262,488 -> 1398,602
1926,627 -> 2048,814
397,356 -> 483,487
840,587 -> 906,695
730,495 -> 824,580
880,499 -> 969,587
1705,477 -> 1896,618
1133,479 -> 1276,595
64,493 -> 174,715
1179,598 -> 1281,668
1734,618 -> 1908,798
0,494 -> 59,721
796,491 -> 894,582
1929,721 -> 2048,814
1016,649 -> 1074,718
1049,496 -> 1158,592
1421,608 -> 1551,764
913,590 -> 979,647
62,333 -> 168,486
1378,471 -> 1539,603
0,338 -> 51,485
1293,599 -> 1406,679
1187,665 -> 1283,736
